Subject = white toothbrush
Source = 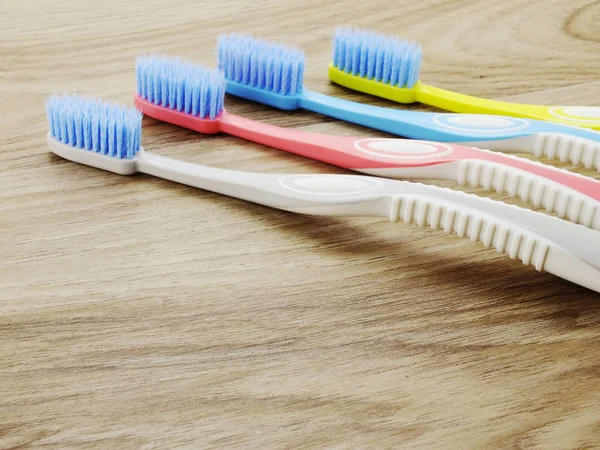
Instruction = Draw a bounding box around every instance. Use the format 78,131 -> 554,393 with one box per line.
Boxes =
46,94 -> 600,293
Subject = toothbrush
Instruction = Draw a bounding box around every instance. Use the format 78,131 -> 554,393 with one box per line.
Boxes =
218,33 -> 600,171
135,54 -> 600,231
329,27 -> 600,130
46,93 -> 600,293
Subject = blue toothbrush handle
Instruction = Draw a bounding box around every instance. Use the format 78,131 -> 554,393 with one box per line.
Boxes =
301,89 -> 471,140
300,89 -> 600,142
299,90 -> 600,166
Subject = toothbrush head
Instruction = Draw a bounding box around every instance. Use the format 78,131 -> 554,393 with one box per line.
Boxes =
329,27 -> 423,103
136,54 -> 226,120
217,33 -> 305,110
45,94 -> 142,174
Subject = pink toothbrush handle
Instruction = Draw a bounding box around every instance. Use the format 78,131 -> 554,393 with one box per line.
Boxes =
221,112 -> 600,229
219,112 -> 395,169
221,112 -> 600,200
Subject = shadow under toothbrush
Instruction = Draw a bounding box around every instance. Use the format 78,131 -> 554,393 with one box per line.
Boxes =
45,147 -> 600,311
126,161 -> 600,304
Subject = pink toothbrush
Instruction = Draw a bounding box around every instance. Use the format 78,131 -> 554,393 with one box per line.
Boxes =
135,55 -> 600,230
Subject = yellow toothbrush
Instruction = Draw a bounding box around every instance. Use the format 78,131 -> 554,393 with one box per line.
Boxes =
328,27 -> 600,130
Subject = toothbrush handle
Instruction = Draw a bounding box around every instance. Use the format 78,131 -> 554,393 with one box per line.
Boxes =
298,89 -> 600,143
219,111 -> 379,168
298,89 -> 461,139
133,150 -> 600,292
284,175 -> 600,293
415,83 -> 600,131
297,87 -> 600,157
380,183 -> 600,293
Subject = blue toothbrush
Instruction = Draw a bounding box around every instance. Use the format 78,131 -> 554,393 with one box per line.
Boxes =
218,33 -> 600,170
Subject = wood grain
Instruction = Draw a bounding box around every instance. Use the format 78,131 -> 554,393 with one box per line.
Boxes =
1,0 -> 600,448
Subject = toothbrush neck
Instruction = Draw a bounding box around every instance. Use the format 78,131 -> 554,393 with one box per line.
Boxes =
219,111 -> 320,147
299,89 -> 359,116
217,111 -> 361,169
298,89 -> 426,128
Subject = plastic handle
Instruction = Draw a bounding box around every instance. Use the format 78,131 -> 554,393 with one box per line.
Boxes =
324,70 -> 600,145
415,83 -> 600,130
219,112 -> 371,168
299,88 -> 600,168
137,152 -> 600,292
361,156 -> 600,231
219,113 -> 462,170
427,114 -> 600,148
530,133 -> 600,167
300,88 -> 600,143
47,135 -> 600,293
383,187 -> 600,293
298,89 -> 462,139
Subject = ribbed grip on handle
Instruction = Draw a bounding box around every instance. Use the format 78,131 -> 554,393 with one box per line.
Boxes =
456,159 -> 600,230
533,133 -> 600,169
389,195 -> 550,270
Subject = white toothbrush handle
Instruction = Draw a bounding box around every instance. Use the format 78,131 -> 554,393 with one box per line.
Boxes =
137,150 -> 600,293
47,137 -> 600,292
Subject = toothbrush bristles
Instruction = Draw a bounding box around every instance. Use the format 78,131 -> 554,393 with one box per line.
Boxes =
45,94 -> 142,159
333,26 -> 422,88
217,33 -> 305,96
136,54 -> 226,119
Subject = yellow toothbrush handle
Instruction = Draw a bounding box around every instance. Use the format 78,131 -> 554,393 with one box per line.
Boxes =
416,83 -> 600,130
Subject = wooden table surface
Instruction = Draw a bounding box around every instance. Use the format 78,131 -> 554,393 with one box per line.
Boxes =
2,0 -> 600,448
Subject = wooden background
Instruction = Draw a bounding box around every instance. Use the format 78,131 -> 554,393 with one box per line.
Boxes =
1,0 -> 600,448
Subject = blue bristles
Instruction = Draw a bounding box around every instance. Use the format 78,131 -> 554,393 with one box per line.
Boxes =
45,94 -> 142,159
136,54 -> 226,119
217,33 -> 305,96
333,27 -> 422,88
